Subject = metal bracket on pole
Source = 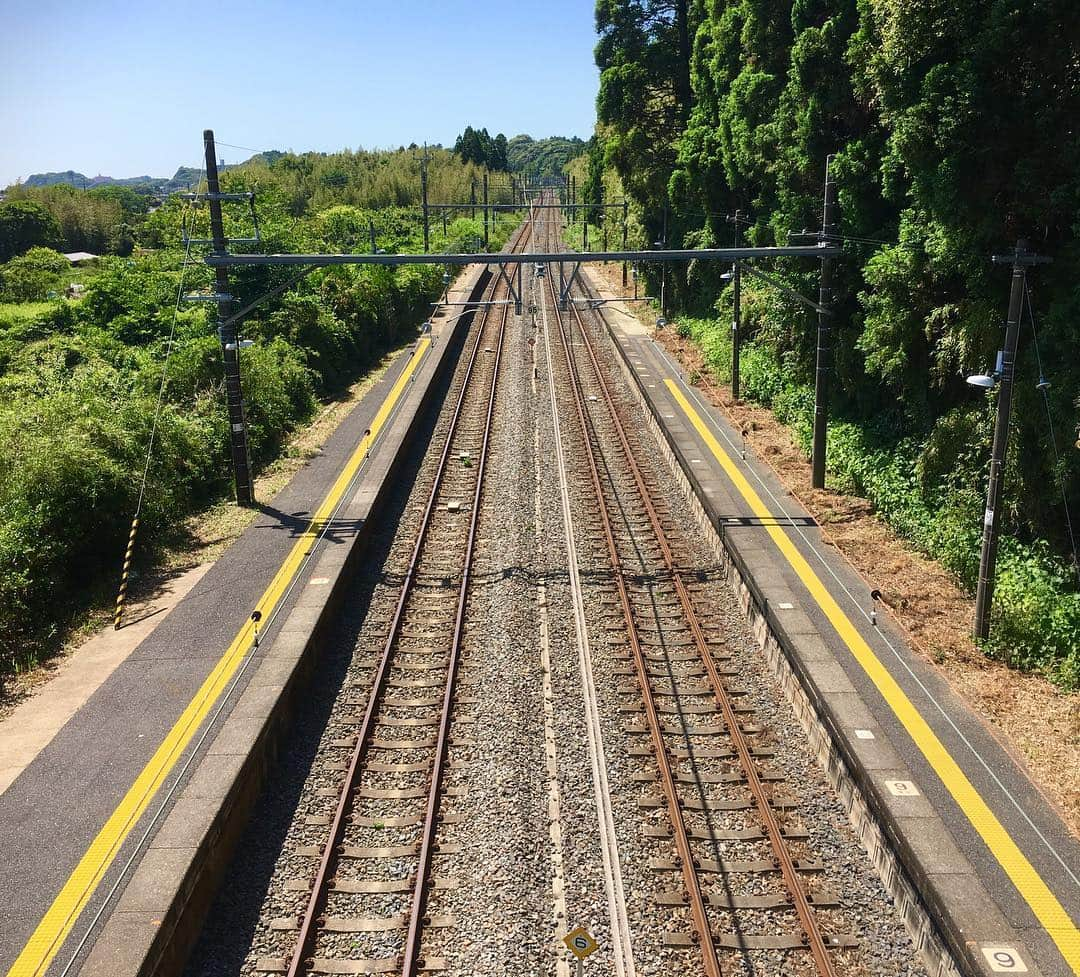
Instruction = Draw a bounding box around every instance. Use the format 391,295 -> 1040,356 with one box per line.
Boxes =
495,261 -> 523,315
558,261 -> 583,311
739,262 -> 833,316
180,188 -> 261,248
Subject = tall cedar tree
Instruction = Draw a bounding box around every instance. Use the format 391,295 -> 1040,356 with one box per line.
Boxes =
597,0 -> 1080,553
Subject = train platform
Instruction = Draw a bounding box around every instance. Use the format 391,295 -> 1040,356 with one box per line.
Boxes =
582,267 -> 1080,977
0,265 -> 489,977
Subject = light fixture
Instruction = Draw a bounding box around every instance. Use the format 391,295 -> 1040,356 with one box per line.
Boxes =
224,339 -> 255,351
421,320 -> 433,333
656,316 -> 667,329
966,349 -> 1003,388
442,272 -> 451,286
1036,376 -> 1051,392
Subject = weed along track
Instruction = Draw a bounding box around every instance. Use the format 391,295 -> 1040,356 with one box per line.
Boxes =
187,207 -> 928,977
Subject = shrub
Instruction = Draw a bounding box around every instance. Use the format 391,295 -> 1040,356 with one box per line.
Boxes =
686,312 -> 1080,689
0,247 -> 70,302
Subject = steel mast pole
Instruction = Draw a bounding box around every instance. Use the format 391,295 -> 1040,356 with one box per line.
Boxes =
483,171 -> 489,250
973,240 -> 1049,639
728,210 -> 744,400
811,155 -> 837,489
420,146 -> 430,254
204,129 -> 253,505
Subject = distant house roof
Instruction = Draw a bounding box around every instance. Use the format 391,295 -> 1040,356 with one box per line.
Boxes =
63,251 -> 98,263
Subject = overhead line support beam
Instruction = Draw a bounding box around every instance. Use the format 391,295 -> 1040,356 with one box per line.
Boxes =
207,246 -> 841,268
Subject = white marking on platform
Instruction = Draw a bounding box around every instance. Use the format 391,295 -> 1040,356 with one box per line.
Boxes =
854,729 -> 875,740
310,577 -> 330,585
981,946 -> 1028,972
777,602 -> 794,610
886,780 -> 919,796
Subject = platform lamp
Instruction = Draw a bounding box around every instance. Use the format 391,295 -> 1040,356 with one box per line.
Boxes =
965,350 -> 1003,390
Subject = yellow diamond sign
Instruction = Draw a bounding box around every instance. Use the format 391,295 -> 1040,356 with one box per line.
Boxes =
563,926 -> 599,961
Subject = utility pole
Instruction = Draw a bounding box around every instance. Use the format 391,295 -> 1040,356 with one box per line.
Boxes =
727,210 -> 744,400
470,178 -> 476,219
974,240 -> 1051,640
811,155 -> 837,490
600,183 -> 609,251
482,171 -> 489,250
622,199 -> 629,288
658,206 -> 668,319
203,129 -> 253,505
420,145 -> 430,254
369,219 -> 376,253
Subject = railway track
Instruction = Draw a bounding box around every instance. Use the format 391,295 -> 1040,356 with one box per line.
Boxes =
197,200 -> 925,977
538,198 -> 854,976
262,220 -> 532,977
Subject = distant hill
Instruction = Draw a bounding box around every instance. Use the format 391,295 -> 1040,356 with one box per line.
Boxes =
507,135 -> 587,181
23,170 -> 163,190
17,153 -> 281,194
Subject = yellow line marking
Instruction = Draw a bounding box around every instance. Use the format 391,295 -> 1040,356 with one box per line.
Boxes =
664,378 -> 1080,974
7,339 -> 431,977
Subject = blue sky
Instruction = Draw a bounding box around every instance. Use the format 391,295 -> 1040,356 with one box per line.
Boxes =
0,0 -> 599,186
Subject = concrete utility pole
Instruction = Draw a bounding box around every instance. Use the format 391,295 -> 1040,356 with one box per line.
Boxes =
811,156 -> 838,489
622,199 -> 629,287
369,219 -> 376,253
974,240 -> 1051,640
470,178 -> 476,219
420,145 -> 430,254
204,129 -> 253,505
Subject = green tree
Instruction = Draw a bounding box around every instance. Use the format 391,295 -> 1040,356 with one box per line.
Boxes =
490,133 -> 510,171
595,0 -> 698,214
0,200 -> 62,260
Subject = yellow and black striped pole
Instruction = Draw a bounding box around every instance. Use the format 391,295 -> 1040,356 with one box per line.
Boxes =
114,516 -> 139,629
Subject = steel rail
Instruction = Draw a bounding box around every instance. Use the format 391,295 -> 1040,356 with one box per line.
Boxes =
400,216 -> 527,977
568,267 -> 838,976
540,224 -> 723,977
285,218 -> 531,977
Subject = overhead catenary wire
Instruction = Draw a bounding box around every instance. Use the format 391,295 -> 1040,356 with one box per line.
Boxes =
1023,282 -> 1080,584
